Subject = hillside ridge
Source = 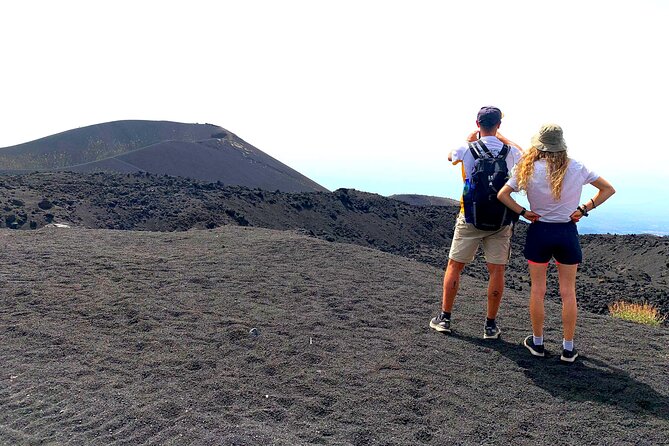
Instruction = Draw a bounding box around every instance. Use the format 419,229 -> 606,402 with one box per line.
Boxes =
0,120 -> 328,193
0,171 -> 666,321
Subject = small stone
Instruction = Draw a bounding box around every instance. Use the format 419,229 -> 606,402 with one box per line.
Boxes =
249,327 -> 260,336
38,199 -> 53,210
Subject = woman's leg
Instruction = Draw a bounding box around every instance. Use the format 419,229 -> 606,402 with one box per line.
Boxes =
528,262 -> 548,337
557,263 -> 579,341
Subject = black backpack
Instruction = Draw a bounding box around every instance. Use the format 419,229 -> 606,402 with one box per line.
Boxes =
462,140 -> 518,231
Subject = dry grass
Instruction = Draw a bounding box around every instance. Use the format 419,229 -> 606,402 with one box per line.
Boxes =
608,301 -> 666,326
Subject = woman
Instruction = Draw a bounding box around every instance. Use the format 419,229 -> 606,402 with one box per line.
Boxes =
497,123 -> 615,363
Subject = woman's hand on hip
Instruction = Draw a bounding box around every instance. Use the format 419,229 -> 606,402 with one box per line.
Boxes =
524,210 -> 541,223
570,210 -> 583,222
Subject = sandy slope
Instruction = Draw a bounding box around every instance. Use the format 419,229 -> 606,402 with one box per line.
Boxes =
0,226 -> 667,445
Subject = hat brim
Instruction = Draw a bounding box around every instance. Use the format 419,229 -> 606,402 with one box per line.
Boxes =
531,133 -> 567,152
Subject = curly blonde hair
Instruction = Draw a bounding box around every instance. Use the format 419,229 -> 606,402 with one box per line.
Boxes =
515,146 -> 569,200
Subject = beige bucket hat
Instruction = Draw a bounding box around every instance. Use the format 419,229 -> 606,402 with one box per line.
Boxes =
531,123 -> 567,152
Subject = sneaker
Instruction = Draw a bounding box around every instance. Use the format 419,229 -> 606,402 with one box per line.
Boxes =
429,313 -> 452,333
483,323 -> 501,340
523,335 -> 545,357
560,348 -> 579,363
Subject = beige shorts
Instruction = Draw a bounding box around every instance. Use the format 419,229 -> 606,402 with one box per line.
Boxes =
448,214 -> 512,265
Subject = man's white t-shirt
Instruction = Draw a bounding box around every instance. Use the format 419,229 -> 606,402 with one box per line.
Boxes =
506,158 -> 599,223
450,136 -> 523,181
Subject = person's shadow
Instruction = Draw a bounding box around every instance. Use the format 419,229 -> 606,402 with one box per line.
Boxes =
455,333 -> 669,420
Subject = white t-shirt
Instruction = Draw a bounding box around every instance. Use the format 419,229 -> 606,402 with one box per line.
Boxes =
507,158 -> 599,223
450,136 -> 523,181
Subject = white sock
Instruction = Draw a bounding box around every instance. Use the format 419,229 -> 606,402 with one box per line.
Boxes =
563,339 -> 574,351
533,335 -> 543,346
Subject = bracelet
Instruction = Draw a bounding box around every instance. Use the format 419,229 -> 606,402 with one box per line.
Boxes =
577,205 -> 589,217
519,208 -> 527,216
590,198 -> 596,209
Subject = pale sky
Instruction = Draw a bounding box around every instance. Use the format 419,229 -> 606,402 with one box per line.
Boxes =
2,1 -> 668,225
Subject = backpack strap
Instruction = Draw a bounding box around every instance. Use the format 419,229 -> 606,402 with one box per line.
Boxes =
469,140 -> 511,160
476,139 -> 494,157
497,144 -> 510,159
468,142 -> 483,160
469,140 -> 493,160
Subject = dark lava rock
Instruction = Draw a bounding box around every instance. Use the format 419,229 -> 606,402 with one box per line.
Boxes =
0,171 -> 665,322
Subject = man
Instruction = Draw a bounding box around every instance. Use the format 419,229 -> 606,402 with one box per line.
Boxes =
429,106 -> 523,339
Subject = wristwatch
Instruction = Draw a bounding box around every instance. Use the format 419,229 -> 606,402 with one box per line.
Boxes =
519,208 -> 527,216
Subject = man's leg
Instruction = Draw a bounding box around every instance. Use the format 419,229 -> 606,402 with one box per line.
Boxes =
430,214 -> 477,333
480,224 -> 512,338
486,263 -> 505,319
430,259 -> 466,333
442,259 -> 466,312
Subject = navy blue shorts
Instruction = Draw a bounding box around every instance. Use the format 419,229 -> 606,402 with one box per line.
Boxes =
523,221 -> 582,265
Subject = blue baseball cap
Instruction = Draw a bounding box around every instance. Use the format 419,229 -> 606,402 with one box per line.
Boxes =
477,106 -> 503,127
